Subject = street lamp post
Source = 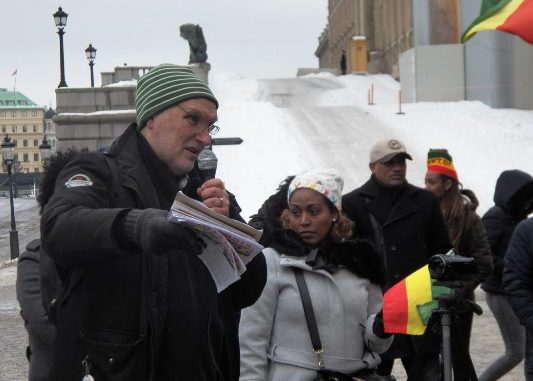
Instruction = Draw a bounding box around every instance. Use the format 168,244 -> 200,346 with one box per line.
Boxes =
53,6 -> 68,88
85,43 -> 97,87
39,136 -> 52,167
1,134 -> 19,260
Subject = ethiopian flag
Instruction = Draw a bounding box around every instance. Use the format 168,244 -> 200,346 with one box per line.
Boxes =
462,0 -> 533,44
382,265 -> 450,335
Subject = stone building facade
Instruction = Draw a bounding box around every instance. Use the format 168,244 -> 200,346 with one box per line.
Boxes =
316,0 -> 414,78
54,64 -> 209,152
0,89 -> 45,174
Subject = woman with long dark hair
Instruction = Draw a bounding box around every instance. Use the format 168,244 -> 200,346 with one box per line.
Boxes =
424,149 -> 493,354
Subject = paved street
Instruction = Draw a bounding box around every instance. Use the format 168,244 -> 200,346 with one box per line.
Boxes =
0,193 -> 525,380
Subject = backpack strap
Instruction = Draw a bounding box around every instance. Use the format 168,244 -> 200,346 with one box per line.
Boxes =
26,239 -> 41,252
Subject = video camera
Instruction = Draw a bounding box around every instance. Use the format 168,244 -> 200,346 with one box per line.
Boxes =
428,251 -> 476,282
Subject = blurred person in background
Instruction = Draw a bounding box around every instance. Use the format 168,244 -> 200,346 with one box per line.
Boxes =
424,148 -> 493,378
479,169 -> 533,381
503,217 -> 533,381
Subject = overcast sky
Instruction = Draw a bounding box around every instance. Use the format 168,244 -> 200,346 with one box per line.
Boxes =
1,0 -> 327,108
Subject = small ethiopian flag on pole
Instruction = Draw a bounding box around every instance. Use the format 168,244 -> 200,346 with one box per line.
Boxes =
461,0 -> 533,44
382,265 -> 450,335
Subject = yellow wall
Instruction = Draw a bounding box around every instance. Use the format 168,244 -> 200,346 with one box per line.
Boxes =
0,108 -> 45,173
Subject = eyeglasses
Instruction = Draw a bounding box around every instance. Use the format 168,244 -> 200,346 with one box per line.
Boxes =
175,104 -> 220,136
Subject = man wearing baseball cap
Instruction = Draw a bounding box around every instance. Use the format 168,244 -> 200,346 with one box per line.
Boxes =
41,64 -> 266,380
342,138 -> 451,379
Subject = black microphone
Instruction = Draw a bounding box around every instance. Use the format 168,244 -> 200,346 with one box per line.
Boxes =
198,148 -> 218,181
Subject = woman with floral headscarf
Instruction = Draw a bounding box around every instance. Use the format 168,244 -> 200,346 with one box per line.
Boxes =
239,169 -> 393,381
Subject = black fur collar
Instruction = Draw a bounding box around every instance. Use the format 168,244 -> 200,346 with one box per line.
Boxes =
269,230 -> 383,285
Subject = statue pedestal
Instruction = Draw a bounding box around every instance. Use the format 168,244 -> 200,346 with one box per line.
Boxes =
189,62 -> 211,84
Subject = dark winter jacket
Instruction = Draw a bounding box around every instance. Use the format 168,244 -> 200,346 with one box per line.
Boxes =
16,240 -> 55,381
453,190 -> 493,296
342,176 -> 452,290
248,175 -> 294,247
16,149 -> 86,381
503,217 -> 533,332
40,124 -> 266,381
481,169 -> 533,294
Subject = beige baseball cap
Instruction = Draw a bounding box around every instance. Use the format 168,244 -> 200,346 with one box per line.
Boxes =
370,138 -> 413,163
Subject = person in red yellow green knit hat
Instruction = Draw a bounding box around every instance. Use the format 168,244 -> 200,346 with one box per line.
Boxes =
424,148 -> 493,377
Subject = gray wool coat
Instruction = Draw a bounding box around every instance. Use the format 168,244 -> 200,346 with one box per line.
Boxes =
239,248 -> 392,381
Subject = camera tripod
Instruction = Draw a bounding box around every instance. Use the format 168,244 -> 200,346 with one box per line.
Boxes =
407,282 -> 482,381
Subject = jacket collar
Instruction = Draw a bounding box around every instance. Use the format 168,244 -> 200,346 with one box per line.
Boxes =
360,176 -> 419,226
107,123 -> 160,208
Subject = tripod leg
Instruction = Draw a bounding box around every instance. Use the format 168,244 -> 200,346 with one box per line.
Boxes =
451,312 -> 478,380
407,316 -> 440,380
441,313 -> 453,381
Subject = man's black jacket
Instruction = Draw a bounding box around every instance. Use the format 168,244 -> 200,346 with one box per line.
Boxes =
41,124 -> 266,380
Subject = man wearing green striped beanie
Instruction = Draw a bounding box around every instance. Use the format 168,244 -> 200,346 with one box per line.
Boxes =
40,62 -> 266,380
135,63 -> 220,177
135,63 -> 218,130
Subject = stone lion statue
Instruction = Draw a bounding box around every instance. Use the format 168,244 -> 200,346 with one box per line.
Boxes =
179,23 -> 208,63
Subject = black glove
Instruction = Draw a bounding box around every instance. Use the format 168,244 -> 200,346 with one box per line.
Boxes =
372,310 -> 392,339
118,208 -> 202,254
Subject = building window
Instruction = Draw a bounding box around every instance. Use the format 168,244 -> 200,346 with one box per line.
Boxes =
34,167 -> 39,172
13,140 -> 17,147
33,125 -> 38,132
23,125 -> 27,132
1,126 -> 5,133
14,154 -> 18,161
12,125 -> 17,133
52,140 -> 56,148
11,111 -> 16,117
32,111 -> 37,117
21,111 -> 27,117
23,153 -> 29,162
34,153 -> 39,162
23,139 -> 28,147
34,139 -> 38,147
0,111 -> 5,117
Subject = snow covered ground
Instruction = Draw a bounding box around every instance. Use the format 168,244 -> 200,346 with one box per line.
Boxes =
210,71 -> 533,220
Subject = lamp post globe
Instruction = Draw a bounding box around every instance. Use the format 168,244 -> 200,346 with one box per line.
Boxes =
85,43 -> 97,87
39,136 -> 52,167
53,6 -> 68,88
1,134 -> 19,259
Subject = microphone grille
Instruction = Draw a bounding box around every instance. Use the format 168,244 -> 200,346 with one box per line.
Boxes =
198,149 -> 218,170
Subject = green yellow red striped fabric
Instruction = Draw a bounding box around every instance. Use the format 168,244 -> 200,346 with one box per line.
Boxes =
382,265 -> 450,335
427,148 -> 458,180
462,0 -> 533,44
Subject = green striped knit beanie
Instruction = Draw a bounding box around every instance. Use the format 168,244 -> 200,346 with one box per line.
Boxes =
135,64 -> 218,129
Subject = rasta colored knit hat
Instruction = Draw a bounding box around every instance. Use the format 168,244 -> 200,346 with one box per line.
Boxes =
135,64 -> 218,129
427,148 -> 458,180
287,168 -> 344,211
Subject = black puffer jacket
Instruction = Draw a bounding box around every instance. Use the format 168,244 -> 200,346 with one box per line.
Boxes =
248,175 -> 294,247
41,124 -> 266,381
481,170 -> 533,294
503,217 -> 533,331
